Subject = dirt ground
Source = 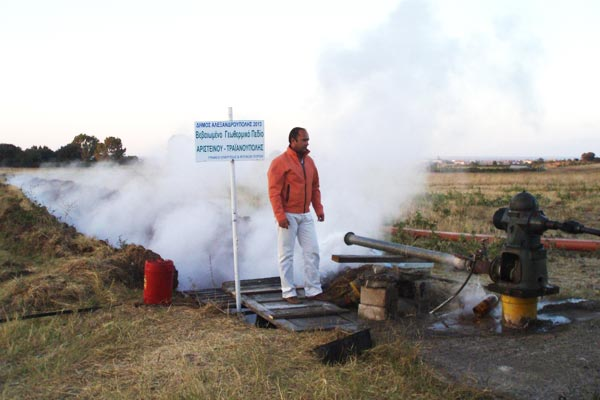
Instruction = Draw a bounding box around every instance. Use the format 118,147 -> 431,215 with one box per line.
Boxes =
369,298 -> 600,400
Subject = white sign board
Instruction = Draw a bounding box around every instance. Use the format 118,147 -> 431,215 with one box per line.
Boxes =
195,120 -> 265,162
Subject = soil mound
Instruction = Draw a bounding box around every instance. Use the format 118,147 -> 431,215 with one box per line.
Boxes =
0,180 -> 166,315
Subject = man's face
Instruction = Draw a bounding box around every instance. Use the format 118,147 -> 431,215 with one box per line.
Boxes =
291,129 -> 310,153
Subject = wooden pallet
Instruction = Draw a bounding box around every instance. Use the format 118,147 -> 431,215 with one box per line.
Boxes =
221,277 -> 365,333
331,254 -> 434,268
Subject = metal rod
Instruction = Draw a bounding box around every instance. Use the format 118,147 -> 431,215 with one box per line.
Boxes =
344,232 -> 470,270
229,106 -> 241,312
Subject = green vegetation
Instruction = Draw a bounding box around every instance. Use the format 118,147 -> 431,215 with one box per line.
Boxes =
0,134 -> 136,167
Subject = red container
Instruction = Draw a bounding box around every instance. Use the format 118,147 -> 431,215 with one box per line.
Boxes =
143,259 -> 175,305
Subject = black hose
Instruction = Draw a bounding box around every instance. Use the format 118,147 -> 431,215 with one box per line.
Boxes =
429,267 -> 475,314
0,304 -> 120,324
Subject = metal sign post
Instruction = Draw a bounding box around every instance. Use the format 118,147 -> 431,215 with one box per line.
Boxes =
228,107 -> 242,312
194,110 -> 265,313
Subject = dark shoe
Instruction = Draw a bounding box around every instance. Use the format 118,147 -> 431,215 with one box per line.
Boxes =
283,296 -> 301,304
306,292 -> 329,301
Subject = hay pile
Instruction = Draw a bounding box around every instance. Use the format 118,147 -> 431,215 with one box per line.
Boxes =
0,180 -> 165,316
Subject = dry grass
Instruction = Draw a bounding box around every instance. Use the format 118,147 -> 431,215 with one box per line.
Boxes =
3,166 -> 600,399
0,175 -> 158,318
414,164 -> 600,234
393,164 -> 600,301
1,305 -> 492,399
0,172 -> 493,399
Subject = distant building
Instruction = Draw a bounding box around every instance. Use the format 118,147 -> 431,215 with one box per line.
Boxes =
509,165 -> 531,170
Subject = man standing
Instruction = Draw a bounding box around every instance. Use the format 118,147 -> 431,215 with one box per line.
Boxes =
267,127 -> 326,304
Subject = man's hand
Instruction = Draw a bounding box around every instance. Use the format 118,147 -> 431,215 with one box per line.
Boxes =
317,213 -> 325,222
278,219 -> 290,229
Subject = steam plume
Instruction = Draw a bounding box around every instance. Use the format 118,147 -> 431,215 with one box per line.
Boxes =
8,0 -> 539,289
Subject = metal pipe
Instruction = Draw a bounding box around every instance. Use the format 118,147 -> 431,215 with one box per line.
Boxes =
344,232 -> 471,270
398,227 -> 600,252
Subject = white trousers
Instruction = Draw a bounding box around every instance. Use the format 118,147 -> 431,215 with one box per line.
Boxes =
277,212 -> 322,298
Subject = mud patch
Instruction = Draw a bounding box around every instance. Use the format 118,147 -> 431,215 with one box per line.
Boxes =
418,299 -> 600,399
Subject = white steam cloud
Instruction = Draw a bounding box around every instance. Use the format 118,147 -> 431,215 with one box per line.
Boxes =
8,0 -> 540,289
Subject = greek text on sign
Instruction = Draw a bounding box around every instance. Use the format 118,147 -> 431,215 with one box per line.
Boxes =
195,120 -> 265,162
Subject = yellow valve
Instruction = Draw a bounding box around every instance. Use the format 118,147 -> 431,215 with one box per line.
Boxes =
501,295 -> 537,328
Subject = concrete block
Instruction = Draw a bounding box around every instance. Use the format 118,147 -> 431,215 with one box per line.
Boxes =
360,286 -> 388,307
364,279 -> 390,288
358,304 -> 387,321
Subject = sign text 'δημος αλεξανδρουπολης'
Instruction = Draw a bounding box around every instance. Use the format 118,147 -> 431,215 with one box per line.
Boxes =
194,120 -> 265,162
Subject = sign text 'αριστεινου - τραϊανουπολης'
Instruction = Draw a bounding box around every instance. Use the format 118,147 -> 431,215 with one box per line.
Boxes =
194,120 -> 264,162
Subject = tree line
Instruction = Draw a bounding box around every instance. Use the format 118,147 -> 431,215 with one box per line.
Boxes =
0,134 -> 138,167
581,152 -> 597,162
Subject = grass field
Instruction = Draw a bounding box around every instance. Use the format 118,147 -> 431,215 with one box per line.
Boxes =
392,163 -> 600,301
1,165 -> 600,399
400,163 -> 600,235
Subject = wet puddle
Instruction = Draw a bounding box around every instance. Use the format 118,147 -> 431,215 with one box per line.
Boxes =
427,298 -> 600,336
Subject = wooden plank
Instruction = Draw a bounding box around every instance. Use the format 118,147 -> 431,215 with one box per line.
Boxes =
222,283 -> 283,295
180,288 -> 224,295
189,293 -> 232,300
288,315 -> 364,331
241,297 -> 287,320
239,296 -> 274,314
219,276 -> 369,332
238,276 -> 281,286
271,310 -> 350,321
269,304 -> 349,320
331,255 -> 433,268
268,301 -> 347,311
179,289 -> 232,299
235,283 -> 281,291
222,277 -> 281,291
261,318 -> 301,332
245,292 -> 284,302
241,295 -> 357,331
241,297 -> 300,331
238,286 -> 282,295
247,290 -> 306,303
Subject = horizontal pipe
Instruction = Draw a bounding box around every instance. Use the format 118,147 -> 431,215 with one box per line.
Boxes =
396,228 -> 600,252
344,232 -> 470,270
541,237 -> 600,251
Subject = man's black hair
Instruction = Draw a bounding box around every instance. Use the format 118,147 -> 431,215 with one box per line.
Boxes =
288,127 -> 306,144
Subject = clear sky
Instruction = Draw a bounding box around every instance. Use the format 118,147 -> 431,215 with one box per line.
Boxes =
1,0 -> 599,159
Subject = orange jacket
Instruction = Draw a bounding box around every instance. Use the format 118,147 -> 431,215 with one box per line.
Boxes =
267,147 -> 324,223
